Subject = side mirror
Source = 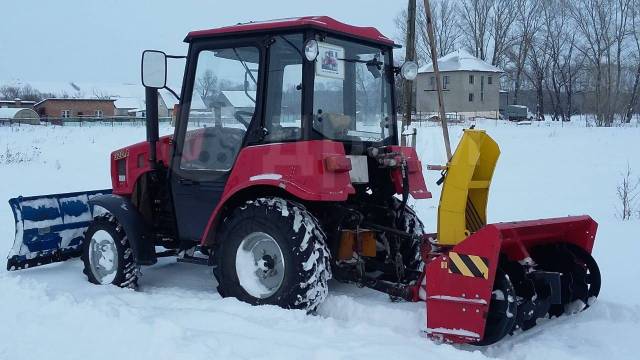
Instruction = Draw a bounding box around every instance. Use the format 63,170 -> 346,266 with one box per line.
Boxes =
141,50 -> 167,89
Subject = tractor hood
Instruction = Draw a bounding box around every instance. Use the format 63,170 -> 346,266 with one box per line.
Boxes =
110,135 -> 173,195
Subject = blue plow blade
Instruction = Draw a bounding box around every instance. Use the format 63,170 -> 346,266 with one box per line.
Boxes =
7,189 -> 111,271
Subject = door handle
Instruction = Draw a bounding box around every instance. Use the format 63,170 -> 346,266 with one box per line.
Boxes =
179,178 -> 199,186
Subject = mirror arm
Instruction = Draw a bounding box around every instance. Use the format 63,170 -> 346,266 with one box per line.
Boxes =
164,86 -> 181,101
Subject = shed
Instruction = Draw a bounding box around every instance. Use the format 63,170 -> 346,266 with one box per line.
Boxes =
0,108 -> 41,125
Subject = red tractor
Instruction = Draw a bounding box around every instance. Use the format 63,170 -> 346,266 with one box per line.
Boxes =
6,17 -> 600,345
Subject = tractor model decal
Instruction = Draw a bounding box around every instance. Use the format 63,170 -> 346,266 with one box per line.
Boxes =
447,252 -> 489,279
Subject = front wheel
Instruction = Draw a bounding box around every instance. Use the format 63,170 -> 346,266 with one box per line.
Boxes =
214,197 -> 331,311
81,214 -> 138,288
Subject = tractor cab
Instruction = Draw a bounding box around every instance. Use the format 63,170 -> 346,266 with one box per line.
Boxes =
140,17 -> 421,243
149,17 -> 418,158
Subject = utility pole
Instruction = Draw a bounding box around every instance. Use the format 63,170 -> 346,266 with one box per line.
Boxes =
401,0 -> 417,146
423,0 -> 452,160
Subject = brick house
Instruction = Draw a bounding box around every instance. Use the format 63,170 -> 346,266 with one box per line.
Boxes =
34,98 -> 116,119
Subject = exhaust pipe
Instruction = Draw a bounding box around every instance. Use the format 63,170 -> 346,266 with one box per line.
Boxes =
145,87 -> 159,169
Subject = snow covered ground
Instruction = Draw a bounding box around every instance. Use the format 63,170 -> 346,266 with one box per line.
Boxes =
1,120 -> 639,359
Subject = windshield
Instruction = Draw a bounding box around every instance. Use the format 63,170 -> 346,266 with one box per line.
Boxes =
312,37 -> 393,142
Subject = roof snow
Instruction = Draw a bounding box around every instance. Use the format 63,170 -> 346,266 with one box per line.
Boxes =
0,108 -> 38,119
221,90 -> 256,108
419,50 -> 502,73
114,97 -> 144,110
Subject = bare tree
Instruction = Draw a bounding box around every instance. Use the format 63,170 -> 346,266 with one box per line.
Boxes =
567,0 -> 632,126
196,70 -> 218,104
617,164 -> 640,220
419,0 -> 461,58
396,0 -> 461,65
543,0 -> 584,122
0,85 -> 21,100
624,0 -> 640,122
459,0 -> 493,61
0,84 -> 51,102
507,0 -> 541,105
489,0 -> 517,66
92,89 -> 114,100
525,20 -> 551,120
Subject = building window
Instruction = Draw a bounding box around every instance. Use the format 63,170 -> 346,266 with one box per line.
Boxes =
443,75 -> 449,90
488,76 -> 493,85
61,110 -> 71,118
468,93 -> 474,102
469,75 -> 474,84
430,76 -> 435,90
95,109 -> 103,118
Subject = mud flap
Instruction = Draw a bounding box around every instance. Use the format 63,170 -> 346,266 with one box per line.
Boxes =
6,189 -> 111,271
425,215 -> 598,344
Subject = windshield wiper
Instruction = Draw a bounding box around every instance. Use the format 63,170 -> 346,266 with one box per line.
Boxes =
232,48 -> 257,104
338,56 -> 384,79
338,57 -> 383,68
278,36 -> 304,59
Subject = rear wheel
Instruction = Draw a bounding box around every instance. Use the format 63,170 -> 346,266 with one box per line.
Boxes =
214,197 -> 331,311
82,214 -> 138,288
392,199 -> 426,280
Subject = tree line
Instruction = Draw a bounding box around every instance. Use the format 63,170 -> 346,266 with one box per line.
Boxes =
396,0 -> 640,125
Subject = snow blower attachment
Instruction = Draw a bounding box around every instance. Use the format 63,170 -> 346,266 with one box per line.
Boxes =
423,130 -> 600,345
7,190 -> 110,271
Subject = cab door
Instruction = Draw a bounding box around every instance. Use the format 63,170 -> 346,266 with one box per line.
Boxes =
170,41 -> 264,242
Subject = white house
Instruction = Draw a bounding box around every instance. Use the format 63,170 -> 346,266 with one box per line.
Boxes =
416,50 -> 503,119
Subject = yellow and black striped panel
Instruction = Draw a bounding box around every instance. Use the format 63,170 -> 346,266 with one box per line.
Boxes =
448,252 -> 489,279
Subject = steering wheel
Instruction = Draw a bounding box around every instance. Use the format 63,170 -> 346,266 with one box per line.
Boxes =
234,111 -> 253,128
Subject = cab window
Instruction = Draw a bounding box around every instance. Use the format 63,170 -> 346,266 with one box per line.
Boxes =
263,34 -> 303,142
180,46 -> 260,171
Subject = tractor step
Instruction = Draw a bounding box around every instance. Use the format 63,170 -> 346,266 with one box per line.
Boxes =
176,247 -> 210,265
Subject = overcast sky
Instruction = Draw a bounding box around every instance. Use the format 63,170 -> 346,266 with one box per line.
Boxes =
0,0 -> 405,86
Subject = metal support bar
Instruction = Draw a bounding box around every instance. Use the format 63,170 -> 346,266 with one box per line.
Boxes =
423,0 -> 452,160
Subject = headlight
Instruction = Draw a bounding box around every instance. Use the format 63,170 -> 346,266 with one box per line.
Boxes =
304,39 -> 319,61
400,61 -> 418,81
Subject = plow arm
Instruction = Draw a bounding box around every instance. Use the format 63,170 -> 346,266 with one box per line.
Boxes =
7,190 -> 110,271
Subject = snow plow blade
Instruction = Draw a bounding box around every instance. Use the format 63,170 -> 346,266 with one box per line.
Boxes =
7,190 -> 111,271
425,215 -> 599,345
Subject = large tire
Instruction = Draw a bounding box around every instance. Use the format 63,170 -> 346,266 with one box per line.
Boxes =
392,198 -> 426,276
81,214 -> 138,288
214,197 -> 331,311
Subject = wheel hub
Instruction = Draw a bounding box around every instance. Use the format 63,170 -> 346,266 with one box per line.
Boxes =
88,230 -> 118,284
235,232 -> 285,299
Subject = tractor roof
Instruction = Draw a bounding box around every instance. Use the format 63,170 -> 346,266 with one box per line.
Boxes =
185,16 -> 396,47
